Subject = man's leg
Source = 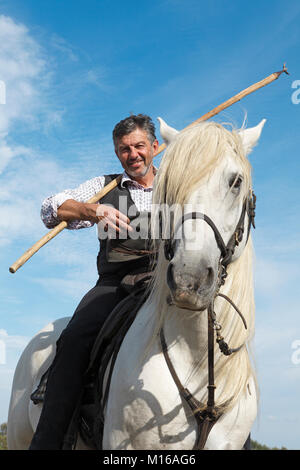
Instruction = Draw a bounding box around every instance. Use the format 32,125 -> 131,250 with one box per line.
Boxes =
29,280 -> 125,450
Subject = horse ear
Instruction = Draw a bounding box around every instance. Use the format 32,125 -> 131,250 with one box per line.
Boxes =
238,119 -> 266,155
157,117 -> 179,145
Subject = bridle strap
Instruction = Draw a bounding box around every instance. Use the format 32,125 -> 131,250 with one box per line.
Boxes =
164,191 -> 256,266
172,212 -> 228,259
210,293 -> 247,355
160,325 -> 220,450
160,191 -> 256,449
159,292 -> 248,449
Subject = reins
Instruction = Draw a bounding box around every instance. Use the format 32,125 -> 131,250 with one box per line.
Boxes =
160,190 -> 255,449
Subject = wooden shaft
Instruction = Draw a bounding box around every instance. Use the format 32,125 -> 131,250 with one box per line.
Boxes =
9,65 -> 288,273
152,65 -> 288,157
186,64 -> 289,126
9,175 -> 122,273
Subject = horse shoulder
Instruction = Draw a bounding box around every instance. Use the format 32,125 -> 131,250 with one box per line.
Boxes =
205,374 -> 258,449
102,306 -> 197,450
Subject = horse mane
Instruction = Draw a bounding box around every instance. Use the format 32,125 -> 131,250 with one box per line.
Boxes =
153,121 -> 252,208
145,120 -> 257,413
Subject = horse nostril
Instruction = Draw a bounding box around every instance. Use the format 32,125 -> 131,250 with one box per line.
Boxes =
207,267 -> 214,286
196,266 -> 214,290
167,263 -> 177,291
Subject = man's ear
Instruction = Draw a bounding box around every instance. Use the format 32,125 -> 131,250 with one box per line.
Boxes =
152,138 -> 159,154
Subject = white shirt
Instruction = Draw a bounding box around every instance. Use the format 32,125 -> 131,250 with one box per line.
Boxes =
41,171 -> 154,230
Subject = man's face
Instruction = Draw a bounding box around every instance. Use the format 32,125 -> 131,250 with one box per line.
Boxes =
115,128 -> 158,179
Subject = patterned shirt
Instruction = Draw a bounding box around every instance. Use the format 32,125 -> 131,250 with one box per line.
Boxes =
41,171 -> 154,230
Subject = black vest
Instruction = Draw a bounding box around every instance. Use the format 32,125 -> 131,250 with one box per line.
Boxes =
96,174 -> 154,279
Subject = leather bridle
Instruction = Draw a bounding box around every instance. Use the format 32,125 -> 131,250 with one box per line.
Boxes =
160,189 -> 256,449
164,190 -> 256,266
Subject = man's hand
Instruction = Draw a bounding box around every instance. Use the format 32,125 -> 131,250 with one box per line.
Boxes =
96,204 -> 133,235
57,199 -> 132,234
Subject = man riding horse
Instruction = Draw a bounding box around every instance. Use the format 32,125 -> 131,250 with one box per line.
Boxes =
29,114 -> 159,450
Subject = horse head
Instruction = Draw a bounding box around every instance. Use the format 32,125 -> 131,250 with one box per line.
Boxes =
154,117 -> 266,312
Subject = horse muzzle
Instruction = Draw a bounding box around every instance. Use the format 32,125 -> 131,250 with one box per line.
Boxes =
166,261 -> 217,311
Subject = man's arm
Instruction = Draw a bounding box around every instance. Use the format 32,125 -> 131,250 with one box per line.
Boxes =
41,175 -> 132,234
41,176 -> 105,229
57,198 -> 132,235
57,200 -> 99,224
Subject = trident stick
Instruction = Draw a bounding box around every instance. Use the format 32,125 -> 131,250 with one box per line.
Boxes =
9,64 -> 288,274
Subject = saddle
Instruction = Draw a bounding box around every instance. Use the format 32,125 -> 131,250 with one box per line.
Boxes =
30,272 -> 152,450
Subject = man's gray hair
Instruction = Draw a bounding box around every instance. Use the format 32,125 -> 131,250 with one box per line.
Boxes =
113,114 -> 156,147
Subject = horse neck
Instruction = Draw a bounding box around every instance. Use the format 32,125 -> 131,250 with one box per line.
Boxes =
150,237 -> 254,394
157,302 -> 209,392
163,304 -> 209,359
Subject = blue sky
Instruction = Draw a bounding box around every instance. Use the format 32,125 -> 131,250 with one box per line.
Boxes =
0,0 -> 299,449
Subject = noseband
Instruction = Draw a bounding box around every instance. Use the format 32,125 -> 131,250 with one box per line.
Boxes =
164,190 -> 256,267
160,190 -> 256,449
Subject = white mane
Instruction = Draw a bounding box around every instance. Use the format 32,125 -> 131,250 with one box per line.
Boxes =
145,121 -> 257,413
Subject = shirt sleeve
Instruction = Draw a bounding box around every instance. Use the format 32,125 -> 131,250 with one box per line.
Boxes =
41,176 -> 105,230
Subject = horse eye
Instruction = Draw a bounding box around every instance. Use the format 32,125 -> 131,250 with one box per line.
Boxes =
229,174 -> 243,190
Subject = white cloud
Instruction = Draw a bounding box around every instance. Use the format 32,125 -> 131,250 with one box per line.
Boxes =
0,15 -> 51,177
0,15 -> 48,133
0,329 -> 31,423
85,68 -> 113,93
0,15 -> 116,258
0,143 -> 31,174
0,158 -> 56,245
0,15 -> 112,252
0,146 -> 102,280
50,33 -> 78,62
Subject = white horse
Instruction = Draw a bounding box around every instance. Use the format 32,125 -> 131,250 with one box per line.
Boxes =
7,116 -> 265,450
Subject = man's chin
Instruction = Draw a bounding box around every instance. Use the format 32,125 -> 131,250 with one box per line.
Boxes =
126,165 -> 149,179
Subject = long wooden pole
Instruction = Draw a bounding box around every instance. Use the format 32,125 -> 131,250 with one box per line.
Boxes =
9,64 -> 288,274
9,176 -> 122,273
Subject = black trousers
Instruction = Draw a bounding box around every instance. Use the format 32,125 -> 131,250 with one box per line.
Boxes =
29,277 -> 127,450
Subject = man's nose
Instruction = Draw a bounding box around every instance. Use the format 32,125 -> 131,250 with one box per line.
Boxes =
128,146 -> 139,158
